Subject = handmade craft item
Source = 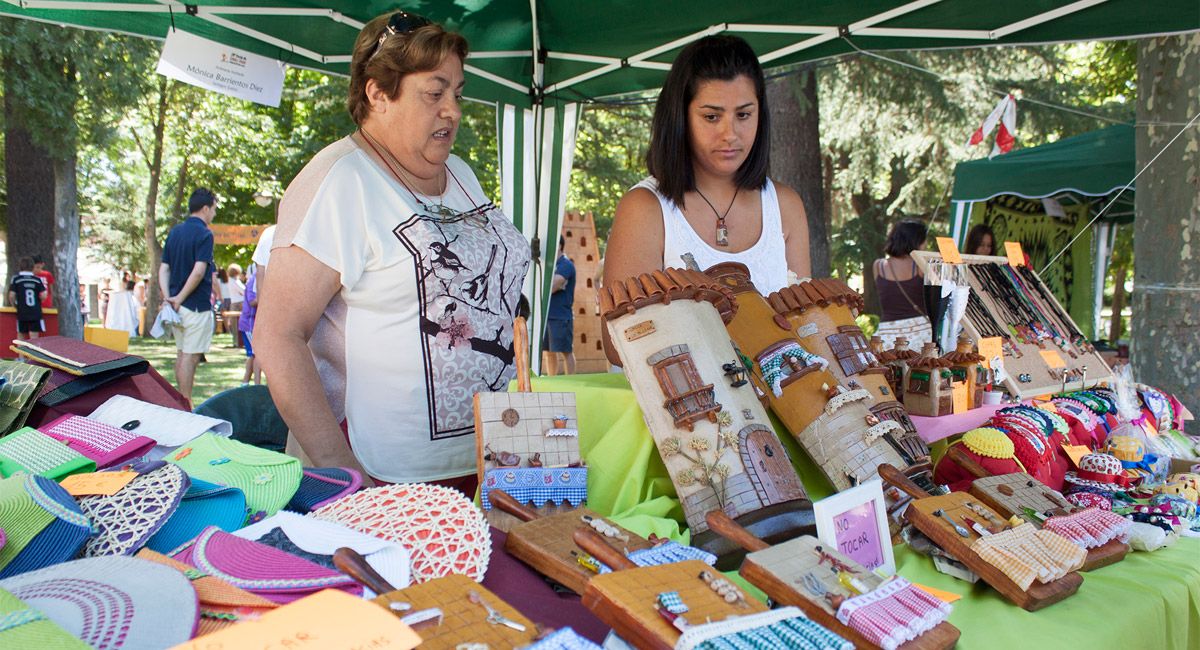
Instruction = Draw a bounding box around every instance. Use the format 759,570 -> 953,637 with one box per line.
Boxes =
941,334 -> 986,409
879,464 -> 1083,611
910,252 -> 1112,399
0,473 -> 92,579
710,264 -> 931,493
170,525 -> 362,604
285,466 -> 362,513
877,338 -> 920,404
38,414 -> 156,469
167,432 -> 301,521
1062,453 -> 1133,494
371,573 -> 538,650
675,606 -> 854,650
311,482 -> 492,582
487,490 -> 656,594
76,460 -> 189,557
234,510 -> 411,593
0,556 -> 197,649
0,586 -> 87,648
11,336 -> 149,406
88,394 -> 234,461
143,477 -> 247,554
933,428 -> 1026,492
136,548 -> 278,636
576,527 -> 769,650
600,268 -> 812,554
758,270 -> 930,468
706,510 -> 960,650
0,360 -> 50,436
903,343 -> 956,418
0,427 -> 94,480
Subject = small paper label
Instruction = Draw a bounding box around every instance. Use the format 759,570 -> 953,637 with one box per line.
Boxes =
795,322 -> 819,338
170,590 -> 420,650
952,383 -> 970,414
1061,444 -> 1091,468
624,320 -> 655,341
1005,241 -> 1025,266
977,337 -> 1002,369
60,471 -> 137,496
1038,349 -> 1066,368
912,582 -> 963,603
936,237 -> 963,264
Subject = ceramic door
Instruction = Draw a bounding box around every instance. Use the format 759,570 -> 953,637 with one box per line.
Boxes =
740,425 -> 806,504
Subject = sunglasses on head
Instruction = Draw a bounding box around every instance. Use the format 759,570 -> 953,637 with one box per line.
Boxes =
367,10 -> 432,61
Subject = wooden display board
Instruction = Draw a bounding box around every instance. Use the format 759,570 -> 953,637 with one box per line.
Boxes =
910,251 -> 1111,398
706,511 -> 959,650
490,490 -> 654,595
371,574 -> 537,649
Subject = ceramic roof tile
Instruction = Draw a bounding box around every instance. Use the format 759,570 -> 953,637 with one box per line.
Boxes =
599,268 -> 738,323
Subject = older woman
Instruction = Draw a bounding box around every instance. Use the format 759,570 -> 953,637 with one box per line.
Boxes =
255,12 -> 529,491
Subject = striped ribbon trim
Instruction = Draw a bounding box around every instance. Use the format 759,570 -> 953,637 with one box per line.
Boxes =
0,608 -> 46,633
23,474 -> 92,530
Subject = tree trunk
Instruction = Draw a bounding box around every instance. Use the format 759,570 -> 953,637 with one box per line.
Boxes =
141,77 -> 172,330
767,69 -> 830,278
52,154 -> 82,338
1131,33 -> 1200,408
1109,262 -> 1126,342
3,112 -> 56,295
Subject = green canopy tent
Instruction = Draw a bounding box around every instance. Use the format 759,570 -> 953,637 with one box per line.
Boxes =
0,1 -> 1196,363
949,124 -> 1135,338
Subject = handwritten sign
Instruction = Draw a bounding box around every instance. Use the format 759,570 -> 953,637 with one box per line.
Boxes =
1004,241 -> 1026,266
935,237 -> 963,264
171,589 -> 420,650
1061,444 -> 1091,469
952,382 -> 970,414
978,337 -> 1003,370
831,499 -> 884,571
60,471 -> 137,496
1039,349 -> 1066,368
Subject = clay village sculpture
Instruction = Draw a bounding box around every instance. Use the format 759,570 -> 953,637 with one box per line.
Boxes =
904,342 -> 956,417
877,336 -> 920,403
600,268 -> 813,555
704,263 -> 930,493
942,334 -> 986,410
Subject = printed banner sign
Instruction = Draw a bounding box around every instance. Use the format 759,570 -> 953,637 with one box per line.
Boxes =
156,29 -> 285,107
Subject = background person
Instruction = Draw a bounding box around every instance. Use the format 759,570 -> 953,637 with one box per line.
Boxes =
239,265 -> 261,385
255,12 -> 529,493
603,35 -> 811,363
8,256 -> 46,340
32,255 -> 54,308
873,219 -> 932,349
966,223 -> 996,256
160,188 -> 218,405
545,235 -> 576,375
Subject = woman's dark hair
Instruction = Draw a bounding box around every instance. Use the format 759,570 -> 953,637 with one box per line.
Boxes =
217,268 -> 228,283
646,35 -> 770,205
965,224 -> 996,255
884,220 -> 928,257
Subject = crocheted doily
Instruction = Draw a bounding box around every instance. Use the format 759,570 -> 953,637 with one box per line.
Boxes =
310,483 -> 491,583
962,427 -> 1014,459
825,389 -> 872,415
79,463 -> 188,557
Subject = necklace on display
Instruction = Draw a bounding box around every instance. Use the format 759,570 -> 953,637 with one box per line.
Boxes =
694,186 -> 739,247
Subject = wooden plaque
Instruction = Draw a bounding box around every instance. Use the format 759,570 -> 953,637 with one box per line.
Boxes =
582,560 -> 767,650
506,507 -> 654,595
371,574 -> 537,649
906,492 -> 1081,611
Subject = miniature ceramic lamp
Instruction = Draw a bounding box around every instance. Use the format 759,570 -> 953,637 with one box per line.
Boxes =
600,268 -> 811,553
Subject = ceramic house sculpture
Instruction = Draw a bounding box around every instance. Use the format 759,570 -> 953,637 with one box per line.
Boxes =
474,391 -> 587,518
600,268 -> 811,550
942,334 -> 986,409
765,280 -> 928,467
877,337 -> 920,403
705,264 -> 925,493
904,343 -> 955,417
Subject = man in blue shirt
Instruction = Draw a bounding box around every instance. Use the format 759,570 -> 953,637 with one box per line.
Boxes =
545,235 -> 576,375
159,188 -> 219,404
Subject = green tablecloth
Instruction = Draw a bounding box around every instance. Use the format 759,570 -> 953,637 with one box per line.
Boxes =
531,372 -> 1200,650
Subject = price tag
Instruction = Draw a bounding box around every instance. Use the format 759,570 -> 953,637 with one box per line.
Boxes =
60,471 -> 137,496
952,382 -> 970,414
912,582 -> 962,603
170,590 -> 420,650
977,337 -> 1003,370
1038,349 -> 1066,368
936,237 -> 963,264
1004,241 -> 1025,266
1061,444 -> 1091,469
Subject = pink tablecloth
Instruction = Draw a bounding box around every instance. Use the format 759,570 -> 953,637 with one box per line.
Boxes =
910,403 -> 1006,444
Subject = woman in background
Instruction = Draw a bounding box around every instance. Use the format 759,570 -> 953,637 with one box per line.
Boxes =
966,224 -> 996,256
873,220 -> 932,349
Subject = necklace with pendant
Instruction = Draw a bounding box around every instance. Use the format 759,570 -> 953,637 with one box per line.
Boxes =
694,186 -> 739,247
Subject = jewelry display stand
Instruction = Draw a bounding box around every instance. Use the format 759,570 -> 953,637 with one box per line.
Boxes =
705,510 -> 960,650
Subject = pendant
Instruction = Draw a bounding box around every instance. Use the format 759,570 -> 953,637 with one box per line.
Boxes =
715,220 -> 729,247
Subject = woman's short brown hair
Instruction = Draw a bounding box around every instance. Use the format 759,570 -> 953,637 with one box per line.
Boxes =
347,13 -> 469,125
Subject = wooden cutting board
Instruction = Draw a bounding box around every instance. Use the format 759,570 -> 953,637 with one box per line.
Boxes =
371,574 -> 537,649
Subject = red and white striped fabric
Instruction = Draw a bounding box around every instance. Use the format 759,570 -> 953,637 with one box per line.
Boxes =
836,576 -> 952,650
967,94 -> 1017,158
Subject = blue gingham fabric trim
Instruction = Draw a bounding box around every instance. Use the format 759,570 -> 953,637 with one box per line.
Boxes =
597,540 -> 717,574
480,467 -> 587,510
523,627 -> 601,650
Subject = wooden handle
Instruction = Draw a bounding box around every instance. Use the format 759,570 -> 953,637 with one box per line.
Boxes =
513,316 -> 531,392
333,547 -> 396,595
572,526 -> 636,571
705,509 -> 769,552
487,489 -> 540,522
877,463 -> 931,500
946,445 -> 991,479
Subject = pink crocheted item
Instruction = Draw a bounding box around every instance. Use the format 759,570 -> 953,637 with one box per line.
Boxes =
41,414 -> 155,469
1042,508 -> 1133,549
310,483 -> 491,583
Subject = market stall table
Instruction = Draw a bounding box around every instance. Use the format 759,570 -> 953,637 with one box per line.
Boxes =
537,372 -> 1200,649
